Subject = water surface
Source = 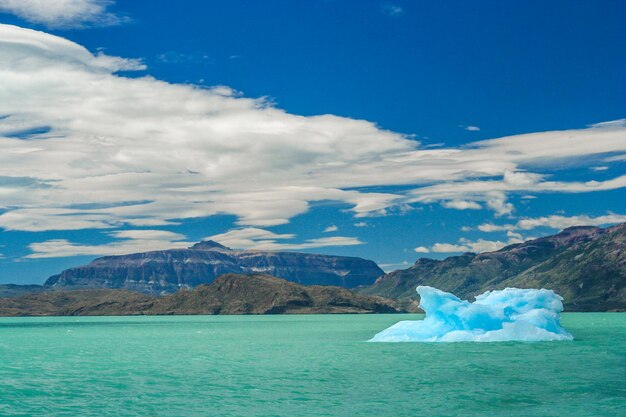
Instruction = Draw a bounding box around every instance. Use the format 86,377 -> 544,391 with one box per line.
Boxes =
1,314 -> 624,416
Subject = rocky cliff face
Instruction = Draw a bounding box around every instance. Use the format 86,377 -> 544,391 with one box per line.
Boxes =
1,274 -> 403,316
359,224 -> 626,311
45,241 -> 384,295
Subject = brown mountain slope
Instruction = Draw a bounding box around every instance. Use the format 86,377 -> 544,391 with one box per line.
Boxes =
494,223 -> 626,311
359,224 -> 626,311
0,289 -> 154,316
0,284 -> 47,298
0,274 -> 403,316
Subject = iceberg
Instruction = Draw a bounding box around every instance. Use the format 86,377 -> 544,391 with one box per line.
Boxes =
370,286 -> 573,342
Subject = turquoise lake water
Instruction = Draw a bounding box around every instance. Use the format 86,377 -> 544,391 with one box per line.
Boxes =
1,314 -> 624,417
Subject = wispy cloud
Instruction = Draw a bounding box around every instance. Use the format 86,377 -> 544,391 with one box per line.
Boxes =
459,125 -> 480,131
477,213 -> 626,233
442,200 -> 482,210
156,51 -> 211,64
378,260 -> 410,272
409,170 -> 626,217
26,230 -> 190,258
605,154 -> 626,162
0,0 -> 129,29
323,225 -> 338,232
382,3 -> 404,17
206,228 -> 363,251
417,235 -> 527,254
0,25 -> 625,245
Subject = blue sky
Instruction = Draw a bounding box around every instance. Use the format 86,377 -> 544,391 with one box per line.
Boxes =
0,0 -> 625,284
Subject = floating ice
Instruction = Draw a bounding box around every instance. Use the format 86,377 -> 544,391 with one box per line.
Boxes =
371,286 -> 573,342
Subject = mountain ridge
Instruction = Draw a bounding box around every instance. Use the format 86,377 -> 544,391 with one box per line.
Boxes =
358,223 -> 626,311
1,274 -> 403,316
6,224 -> 626,312
45,240 -> 385,295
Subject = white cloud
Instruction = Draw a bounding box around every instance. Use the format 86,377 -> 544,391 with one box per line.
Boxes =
591,166 -> 609,171
414,246 -> 430,253
0,0 -> 128,29
206,228 -> 294,248
0,208 -> 120,232
26,230 -> 190,258
442,200 -> 481,210
382,4 -> 404,16
502,170 -> 543,186
379,260 -> 410,272
486,193 -> 515,217
605,154 -> 626,162
323,225 -> 338,232
589,119 -> 626,128
476,223 -> 509,232
354,222 -> 368,227
430,236 -> 525,254
409,172 -> 626,216
506,231 -> 523,240
0,25 -> 625,243
112,229 -> 185,241
459,125 -> 480,131
430,242 -> 473,253
478,213 -> 626,233
206,227 -> 363,251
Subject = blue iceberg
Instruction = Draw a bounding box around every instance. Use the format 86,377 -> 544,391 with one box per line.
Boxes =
370,286 -> 573,342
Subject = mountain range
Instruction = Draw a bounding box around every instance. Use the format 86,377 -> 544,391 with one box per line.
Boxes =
0,274 -> 401,316
44,240 -> 384,295
1,223 -> 625,314
359,223 -> 626,311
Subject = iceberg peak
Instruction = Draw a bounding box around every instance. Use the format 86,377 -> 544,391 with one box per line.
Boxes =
370,286 -> 573,342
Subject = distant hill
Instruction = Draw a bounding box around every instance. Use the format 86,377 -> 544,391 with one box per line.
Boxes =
8,224 -> 626,312
359,223 -> 626,311
0,274 -> 403,316
0,284 -> 47,298
45,240 -> 384,295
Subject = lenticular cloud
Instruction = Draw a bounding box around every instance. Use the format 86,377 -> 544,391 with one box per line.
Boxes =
371,286 -> 573,342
